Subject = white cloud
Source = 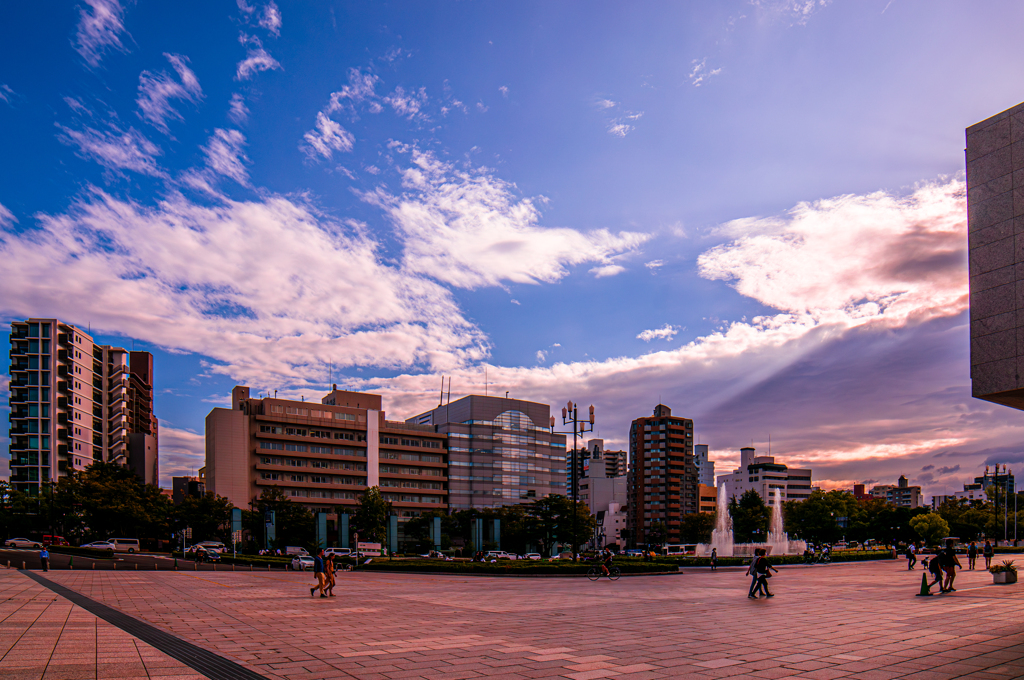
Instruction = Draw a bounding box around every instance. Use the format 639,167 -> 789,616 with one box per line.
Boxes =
752,0 -> 832,25
362,148 -> 650,289
689,58 -> 723,87
385,86 -> 429,119
476,102 -> 488,113
645,259 -> 664,270
158,425 -> 205,487
536,350 -> 546,363
200,129 -> 250,185
510,299 -> 521,306
136,53 -> 203,135
326,69 -> 381,112
0,189 -> 488,388
73,0 -> 130,68
499,86 -> 509,98
236,36 -> 282,80
697,179 -> 966,323
228,94 -> 249,124
56,123 -> 165,177
0,84 -> 15,106
590,264 -> 626,278
637,325 -> 679,342
0,203 -> 16,227
259,2 -> 282,36
608,124 -> 633,138
301,112 -> 355,161
596,99 -> 618,109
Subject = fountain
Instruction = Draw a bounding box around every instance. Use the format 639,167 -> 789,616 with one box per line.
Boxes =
697,484 -> 806,557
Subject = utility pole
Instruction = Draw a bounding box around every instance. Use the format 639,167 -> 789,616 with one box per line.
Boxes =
551,401 -> 595,562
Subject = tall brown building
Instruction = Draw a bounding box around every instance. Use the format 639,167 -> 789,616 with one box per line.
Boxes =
206,386 -> 447,524
626,404 -> 696,546
7,319 -> 158,493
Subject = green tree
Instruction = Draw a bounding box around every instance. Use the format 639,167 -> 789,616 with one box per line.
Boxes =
679,512 -> 715,544
730,490 -> 769,543
248,486 -> 315,549
175,492 -> 233,544
783,490 -> 858,544
353,486 -> 392,544
910,512 -> 950,547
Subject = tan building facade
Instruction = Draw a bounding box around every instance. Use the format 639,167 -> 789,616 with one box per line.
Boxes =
206,386 -> 447,519
698,483 -> 717,514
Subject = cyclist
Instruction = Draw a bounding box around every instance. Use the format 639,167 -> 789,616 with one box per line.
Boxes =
600,549 -> 614,577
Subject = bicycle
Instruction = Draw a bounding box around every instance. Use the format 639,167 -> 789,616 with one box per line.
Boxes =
587,566 -> 621,581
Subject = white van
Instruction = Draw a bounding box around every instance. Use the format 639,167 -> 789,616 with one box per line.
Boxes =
109,538 -> 140,553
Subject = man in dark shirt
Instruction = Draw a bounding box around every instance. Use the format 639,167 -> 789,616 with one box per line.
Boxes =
310,549 -> 327,598
940,539 -> 962,593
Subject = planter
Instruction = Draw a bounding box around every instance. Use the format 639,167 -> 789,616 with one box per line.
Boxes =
993,571 -> 1018,584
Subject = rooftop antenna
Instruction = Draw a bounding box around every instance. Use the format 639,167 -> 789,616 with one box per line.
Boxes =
485,366 -> 488,397
439,375 -> 445,407
768,433 -> 771,456
446,377 -> 451,405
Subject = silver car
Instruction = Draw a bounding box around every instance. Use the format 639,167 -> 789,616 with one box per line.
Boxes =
5,537 -> 43,549
291,555 -> 315,571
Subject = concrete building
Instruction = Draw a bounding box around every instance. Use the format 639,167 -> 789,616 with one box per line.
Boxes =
579,449 -> 627,549
408,395 -> 566,509
870,475 -> 923,509
716,448 -> 813,506
967,102 -> 1024,410
698,483 -> 717,513
975,466 -> 1015,495
207,386 -> 447,520
172,475 -> 205,505
7,319 -> 158,493
694,444 -> 715,487
586,439 -> 627,478
626,404 -> 697,545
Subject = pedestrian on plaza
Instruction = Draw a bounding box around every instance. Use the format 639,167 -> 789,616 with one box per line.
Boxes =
40,546 -> 50,572
711,548 -> 718,572
905,543 -> 916,570
747,549 -> 765,599
940,539 -> 962,593
967,542 -> 978,570
983,540 -> 994,570
926,553 -> 943,591
309,548 -> 327,598
756,550 -> 778,597
324,553 -> 337,597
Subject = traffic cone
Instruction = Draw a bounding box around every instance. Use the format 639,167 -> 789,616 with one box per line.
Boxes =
916,571 -> 932,597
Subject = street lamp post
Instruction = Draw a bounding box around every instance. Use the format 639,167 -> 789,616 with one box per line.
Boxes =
550,401 -> 595,562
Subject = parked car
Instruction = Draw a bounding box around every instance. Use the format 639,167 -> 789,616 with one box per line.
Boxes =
196,541 -> 226,554
4,537 -> 43,549
109,538 -> 140,553
81,541 -> 116,550
285,546 -> 309,556
43,535 -> 70,547
291,555 -> 315,570
324,548 -> 352,558
524,553 -> 542,561
485,551 -> 512,560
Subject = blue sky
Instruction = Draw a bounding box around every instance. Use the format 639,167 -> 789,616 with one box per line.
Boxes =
3,0 -> 1024,496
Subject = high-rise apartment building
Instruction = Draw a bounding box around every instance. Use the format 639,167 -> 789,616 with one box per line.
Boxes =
625,404 -> 696,545
206,386 -> 448,522
717,447 -> 813,505
409,395 -> 566,509
694,444 -> 715,486
7,319 -> 158,493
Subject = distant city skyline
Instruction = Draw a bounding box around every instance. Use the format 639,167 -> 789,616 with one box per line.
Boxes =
3,2 -> 1024,496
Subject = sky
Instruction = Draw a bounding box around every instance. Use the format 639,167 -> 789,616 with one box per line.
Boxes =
3,0 -> 1024,498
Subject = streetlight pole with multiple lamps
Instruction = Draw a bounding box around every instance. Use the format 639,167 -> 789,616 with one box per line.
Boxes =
550,400 -> 594,562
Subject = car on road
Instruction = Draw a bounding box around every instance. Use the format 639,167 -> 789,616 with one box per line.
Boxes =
324,547 -> 352,558
81,541 -> 116,550
524,553 -> 542,561
485,551 -> 513,560
109,538 -> 141,553
43,535 -> 70,546
4,538 -> 43,549
196,541 -> 226,554
291,555 -> 315,570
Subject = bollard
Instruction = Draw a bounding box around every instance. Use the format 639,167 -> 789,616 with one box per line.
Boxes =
174,558 -> 178,571
916,571 -> 932,597
69,556 -> 73,570
22,561 -> 25,570
232,563 -> 235,572
113,561 -> 116,570
135,563 -> 138,570
92,562 -> 95,570
213,563 -> 217,571
193,561 -> 197,571
267,563 -> 270,571
249,564 -> 252,572
154,562 -> 158,571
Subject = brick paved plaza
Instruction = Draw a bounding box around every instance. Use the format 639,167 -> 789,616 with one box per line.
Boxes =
2,559 -> 1024,680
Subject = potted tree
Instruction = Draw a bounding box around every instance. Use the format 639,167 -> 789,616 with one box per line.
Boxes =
990,560 -> 1018,585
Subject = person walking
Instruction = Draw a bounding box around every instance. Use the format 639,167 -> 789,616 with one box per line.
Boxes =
967,542 -> 978,570
310,548 -> 327,598
710,548 -> 718,572
757,549 -> 779,597
926,553 -> 944,591
940,539 -> 962,593
906,544 -> 916,570
747,549 -> 765,599
324,553 -> 337,597
983,540 -> 994,570
40,546 -> 50,572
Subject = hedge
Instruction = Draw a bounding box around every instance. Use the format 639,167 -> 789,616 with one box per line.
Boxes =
353,559 -> 673,575
51,546 -> 115,559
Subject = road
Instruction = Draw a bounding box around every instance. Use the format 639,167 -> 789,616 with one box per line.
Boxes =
0,548 -> 289,572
